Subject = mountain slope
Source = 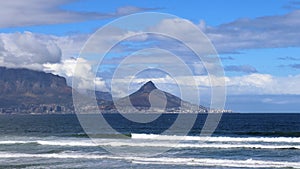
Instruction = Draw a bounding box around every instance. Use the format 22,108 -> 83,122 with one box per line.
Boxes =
114,81 -> 207,112
0,67 -> 73,113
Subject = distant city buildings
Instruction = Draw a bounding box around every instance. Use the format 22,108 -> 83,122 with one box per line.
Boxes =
0,103 -> 232,114
0,104 -> 74,114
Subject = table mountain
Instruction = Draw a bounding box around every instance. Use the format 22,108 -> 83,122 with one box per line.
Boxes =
0,67 -> 74,113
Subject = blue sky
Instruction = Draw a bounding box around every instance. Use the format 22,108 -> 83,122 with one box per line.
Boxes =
0,0 -> 294,35
0,0 -> 300,112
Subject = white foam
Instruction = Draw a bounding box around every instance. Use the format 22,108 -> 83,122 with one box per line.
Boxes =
0,152 -> 299,168
36,140 -> 96,147
132,157 -> 300,168
0,152 -> 108,159
0,140 -> 97,147
90,141 -> 300,150
131,133 -> 300,143
106,142 -> 300,149
0,139 -> 299,150
0,141 -> 31,144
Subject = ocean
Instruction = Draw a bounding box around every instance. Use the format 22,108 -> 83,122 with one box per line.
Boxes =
0,113 -> 299,169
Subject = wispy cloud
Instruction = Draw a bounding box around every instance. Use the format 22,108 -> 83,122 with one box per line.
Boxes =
283,0 -> 300,10
0,1 -> 158,28
220,56 -> 235,60
204,10 -> 300,53
128,11 -> 300,54
225,65 -> 258,73
278,56 -> 300,61
289,64 -> 300,69
279,63 -> 300,69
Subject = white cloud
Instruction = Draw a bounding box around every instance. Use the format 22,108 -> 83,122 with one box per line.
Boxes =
43,58 -> 108,92
0,1 -> 157,28
228,73 -> 273,88
0,31 -> 106,91
176,73 -> 300,95
50,34 -> 87,59
210,73 -> 300,95
0,31 -> 61,70
148,18 -> 215,54
0,31 -> 107,91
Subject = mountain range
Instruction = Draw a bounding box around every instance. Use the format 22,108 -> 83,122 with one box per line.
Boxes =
0,67 -> 207,114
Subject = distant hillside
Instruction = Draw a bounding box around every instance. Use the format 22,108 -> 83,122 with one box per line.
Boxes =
0,67 -> 74,113
113,81 -> 207,112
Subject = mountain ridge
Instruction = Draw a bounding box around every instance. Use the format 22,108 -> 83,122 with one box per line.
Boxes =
0,67 -> 208,114
112,80 -> 207,113
0,67 -> 72,104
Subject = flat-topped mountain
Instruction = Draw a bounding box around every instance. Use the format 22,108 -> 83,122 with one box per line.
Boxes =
0,67 -> 72,104
0,67 -> 74,113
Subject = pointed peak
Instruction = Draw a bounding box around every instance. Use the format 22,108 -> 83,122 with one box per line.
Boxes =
145,81 -> 155,86
139,81 -> 157,92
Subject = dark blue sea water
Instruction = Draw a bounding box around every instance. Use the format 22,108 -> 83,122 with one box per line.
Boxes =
0,113 -> 299,168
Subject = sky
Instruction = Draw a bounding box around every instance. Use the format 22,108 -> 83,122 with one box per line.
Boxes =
0,0 -> 300,112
